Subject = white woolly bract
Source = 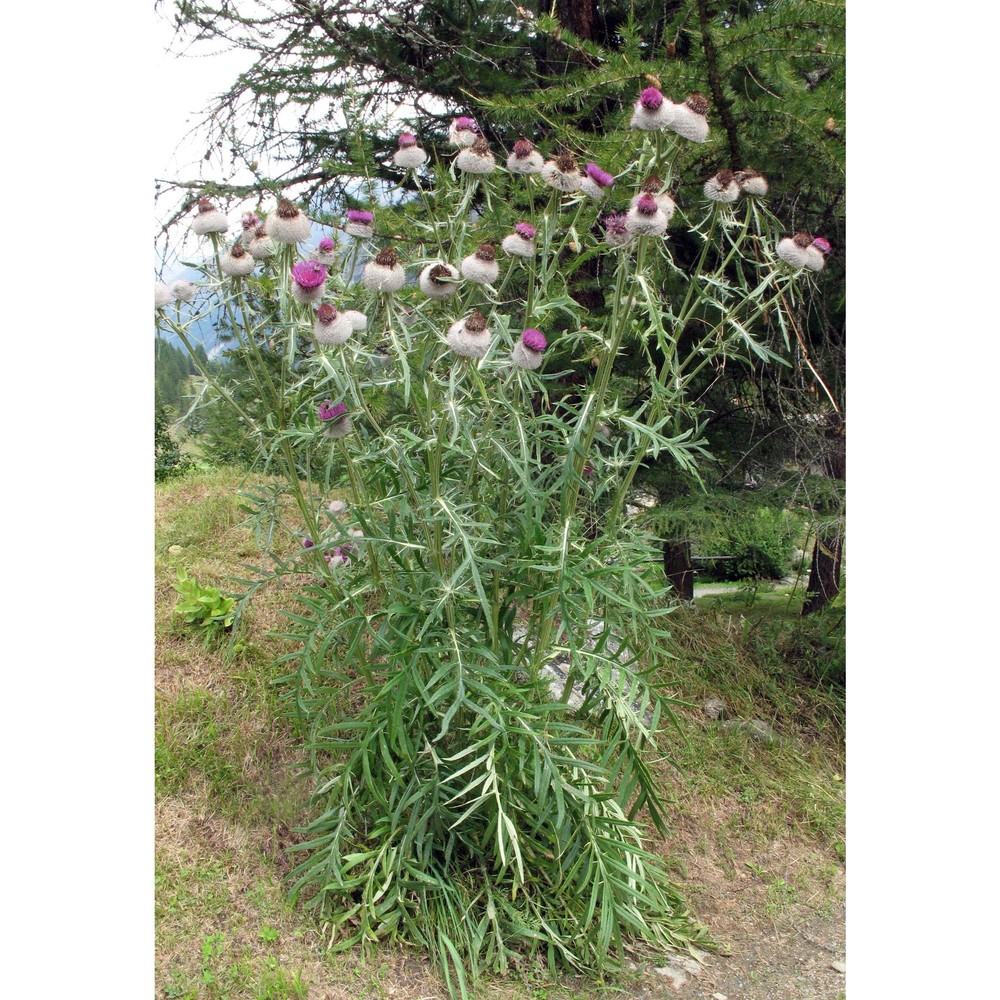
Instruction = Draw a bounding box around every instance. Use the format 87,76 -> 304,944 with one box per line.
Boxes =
327,499 -> 348,515
501,234 -> 535,258
668,105 -> 710,142
580,177 -> 608,201
264,211 -> 312,244
345,222 -> 374,239
624,205 -> 669,237
703,178 -> 740,203
605,229 -> 634,249
447,328 -> 491,359
460,255 -> 499,284
171,280 -> 196,302
155,282 -> 173,309
393,146 -> 428,169
314,250 -> 336,266
290,281 -> 325,303
248,236 -> 274,259
776,239 -> 811,269
740,175 -> 769,196
419,263 -> 460,299
506,150 -> 544,174
314,314 -> 353,345
191,211 -> 229,236
541,162 -> 581,192
220,252 -> 256,276
448,124 -> 477,147
323,416 -> 353,439
455,149 -> 496,174
629,102 -> 676,131
342,310 -> 368,331
511,341 -> 543,370
803,246 -> 826,272
361,261 -> 405,293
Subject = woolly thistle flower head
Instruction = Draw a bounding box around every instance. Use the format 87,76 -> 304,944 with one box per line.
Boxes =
220,242 -> 256,276
345,209 -> 375,239
455,135 -> 496,174
311,236 -> 336,266
327,499 -> 348,515
448,116 -> 480,147
241,212 -> 262,233
541,152 -> 582,193
735,169 -> 769,197
190,197 -> 230,236
290,259 -> 327,302
803,238 -> 828,272
292,259 -> 328,289
393,132 -> 428,169
446,308 -> 493,359
603,213 -> 633,248
668,93 -> 711,142
506,138 -> 545,175
630,174 -> 677,220
155,281 -> 173,310
318,401 -> 353,438
247,226 -> 274,259
419,262 -> 461,299
630,86 -> 676,130
703,169 -> 741,203
314,302 -> 353,345
361,246 -> 405,293
461,242 -> 500,284
502,222 -> 537,258
342,309 -> 368,331
170,279 -> 196,303
625,194 -> 669,237
512,328 -> 546,370
776,233 -> 815,269
581,162 -> 615,201
265,198 -> 312,244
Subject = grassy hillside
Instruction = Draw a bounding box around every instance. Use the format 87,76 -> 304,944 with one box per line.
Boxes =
155,467 -> 845,999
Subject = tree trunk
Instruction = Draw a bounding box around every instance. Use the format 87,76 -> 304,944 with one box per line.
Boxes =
802,418 -> 846,616
663,539 -> 694,601
802,530 -> 842,615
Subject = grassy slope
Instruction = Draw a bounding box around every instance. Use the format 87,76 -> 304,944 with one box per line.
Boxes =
155,467 -> 845,1000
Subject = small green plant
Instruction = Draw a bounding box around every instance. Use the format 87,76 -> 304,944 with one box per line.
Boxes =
259,926 -> 280,944
173,567 -> 237,635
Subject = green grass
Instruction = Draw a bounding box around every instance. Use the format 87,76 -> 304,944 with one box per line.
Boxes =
156,466 -> 845,998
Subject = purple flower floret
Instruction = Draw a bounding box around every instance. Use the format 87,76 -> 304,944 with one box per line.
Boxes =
812,237 -> 831,254
292,260 -> 328,288
454,116 -> 478,131
640,86 -> 664,110
241,212 -> 262,231
302,538 -> 314,549
636,193 -> 659,215
346,209 -> 374,224
585,163 -> 615,188
521,329 -> 546,352
318,400 -> 348,421
515,222 -> 536,239
398,132 -> 417,148
318,237 -> 335,252
605,214 -> 628,236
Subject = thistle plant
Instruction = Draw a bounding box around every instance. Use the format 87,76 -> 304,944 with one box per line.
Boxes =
155,90 -> 828,995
